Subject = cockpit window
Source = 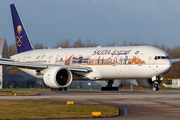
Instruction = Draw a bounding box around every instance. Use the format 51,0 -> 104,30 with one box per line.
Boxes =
154,56 -> 157,60
154,56 -> 170,60
161,56 -> 166,59
166,56 -> 170,59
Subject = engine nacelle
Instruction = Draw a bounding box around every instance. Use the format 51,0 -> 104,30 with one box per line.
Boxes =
136,76 -> 164,88
43,66 -> 73,88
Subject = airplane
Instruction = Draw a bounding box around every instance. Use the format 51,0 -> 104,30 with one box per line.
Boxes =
0,4 -> 180,91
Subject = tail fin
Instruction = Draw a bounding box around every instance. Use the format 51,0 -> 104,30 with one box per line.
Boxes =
10,4 -> 33,53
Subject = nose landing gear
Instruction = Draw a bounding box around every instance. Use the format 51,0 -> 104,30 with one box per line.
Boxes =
151,86 -> 159,91
151,81 -> 160,91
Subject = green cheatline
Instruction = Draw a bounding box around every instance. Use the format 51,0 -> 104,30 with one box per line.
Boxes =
0,101 -> 119,119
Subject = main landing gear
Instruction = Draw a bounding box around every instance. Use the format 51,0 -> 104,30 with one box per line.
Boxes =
101,80 -> 118,91
50,87 -> 67,91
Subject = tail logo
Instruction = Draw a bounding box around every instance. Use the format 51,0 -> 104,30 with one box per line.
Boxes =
16,25 -> 23,47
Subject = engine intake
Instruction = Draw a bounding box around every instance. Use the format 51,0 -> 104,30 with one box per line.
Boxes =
43,66 -> 73,88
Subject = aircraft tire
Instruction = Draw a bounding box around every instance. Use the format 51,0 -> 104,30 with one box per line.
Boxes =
152,86 -> 159,91
50,88 -> 54,91
64,87 -> 67,91
101,87 -> 118,91
58,88 -> 63,91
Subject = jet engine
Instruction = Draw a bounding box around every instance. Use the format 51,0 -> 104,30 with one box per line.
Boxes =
43,66 -> 73,88
136,76 -> 164,88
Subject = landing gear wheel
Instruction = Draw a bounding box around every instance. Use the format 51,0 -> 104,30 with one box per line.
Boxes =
50,88 -> 66,91
101,80 -> 118,91
50,88 -> 54,91
101,87 -> 118,91
152,86 -> 159,91
64,87 -> 67,91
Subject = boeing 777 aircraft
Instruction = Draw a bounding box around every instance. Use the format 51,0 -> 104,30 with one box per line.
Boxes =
0,4 -> 180,91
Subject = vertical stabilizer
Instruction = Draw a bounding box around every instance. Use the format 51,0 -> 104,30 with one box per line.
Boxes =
10,4 -> 33,53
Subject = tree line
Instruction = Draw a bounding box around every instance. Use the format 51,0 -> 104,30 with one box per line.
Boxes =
8,38 -> 180,82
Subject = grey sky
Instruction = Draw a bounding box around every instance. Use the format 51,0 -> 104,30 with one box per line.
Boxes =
0,0 -> 180,47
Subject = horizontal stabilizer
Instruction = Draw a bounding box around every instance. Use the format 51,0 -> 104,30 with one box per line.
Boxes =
0,58 -> 14,61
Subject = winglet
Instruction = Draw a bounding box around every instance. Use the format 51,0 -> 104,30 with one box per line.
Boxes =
10,4 -> 33,53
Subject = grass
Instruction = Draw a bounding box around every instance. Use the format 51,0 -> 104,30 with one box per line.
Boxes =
0,101 -> 119,119
154,87 -> 180,91
0,92 -> 38,96
0,88 -> 50,91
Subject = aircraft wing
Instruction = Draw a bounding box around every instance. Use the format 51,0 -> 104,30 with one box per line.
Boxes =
0,60 -> 48,70
0,58 -> 92,73
171,58 -> 180,63
0,58 -> 14,61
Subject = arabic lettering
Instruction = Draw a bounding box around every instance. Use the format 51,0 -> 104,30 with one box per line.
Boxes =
35,53 -> 46,61
92,49 -> 131,56
92,50 -> 111,55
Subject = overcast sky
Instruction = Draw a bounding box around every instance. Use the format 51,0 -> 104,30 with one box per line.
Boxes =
1,0 -> 180,48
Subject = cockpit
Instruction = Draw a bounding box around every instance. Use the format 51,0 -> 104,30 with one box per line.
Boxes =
154,56 -> 170,60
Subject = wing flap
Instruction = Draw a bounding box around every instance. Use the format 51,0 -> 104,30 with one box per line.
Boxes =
67,66 -> 92,72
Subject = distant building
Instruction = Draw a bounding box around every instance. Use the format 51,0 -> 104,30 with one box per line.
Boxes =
8,73 -> 48,88
0,38 -> 9,89
172,79 -> 180,88
68,79 -> 138,89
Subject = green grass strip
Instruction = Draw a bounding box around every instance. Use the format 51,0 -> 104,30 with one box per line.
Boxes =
0,101 -> 119,119
0,88 -> 50,91
0,92 -> 38,96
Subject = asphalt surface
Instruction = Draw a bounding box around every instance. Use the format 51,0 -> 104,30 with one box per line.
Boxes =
1,90 -> 180,120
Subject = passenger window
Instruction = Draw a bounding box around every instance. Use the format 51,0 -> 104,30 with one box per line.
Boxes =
158,56 -> 160,59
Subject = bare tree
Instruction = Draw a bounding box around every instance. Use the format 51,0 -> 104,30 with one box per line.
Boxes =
8,43 -> 17,56
56,39 -> 71,48
84,40 -> 98,47
33,40 -> 44,49
106,41 -> 118,47
73,38 -> 84,48
120,37 -> 147,46
121,38 -> 130,46
8,43 -> 23,74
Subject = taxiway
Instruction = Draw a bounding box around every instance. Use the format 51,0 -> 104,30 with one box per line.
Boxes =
1,90 -> 180,120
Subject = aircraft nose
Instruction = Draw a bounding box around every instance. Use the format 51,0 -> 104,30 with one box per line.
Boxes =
169,59 -> 172,71
165,59 -> 172,74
